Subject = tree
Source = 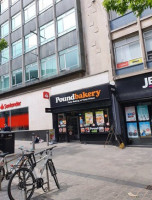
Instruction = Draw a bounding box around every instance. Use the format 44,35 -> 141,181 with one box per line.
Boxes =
102,0 -> 152,17
0,38 -> 8,52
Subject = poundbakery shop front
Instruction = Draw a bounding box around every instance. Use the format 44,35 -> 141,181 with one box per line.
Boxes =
50,84 -> 113,143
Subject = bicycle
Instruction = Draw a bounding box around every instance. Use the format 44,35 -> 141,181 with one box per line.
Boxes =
0,147 -> 30,183
7,146 -> 60,200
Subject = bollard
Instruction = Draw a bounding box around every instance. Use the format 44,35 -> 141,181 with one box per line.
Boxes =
32,133 -> 35,150
46,131 -> 49,146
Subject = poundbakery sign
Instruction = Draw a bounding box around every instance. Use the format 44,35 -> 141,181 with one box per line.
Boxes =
51,84 -> 110,108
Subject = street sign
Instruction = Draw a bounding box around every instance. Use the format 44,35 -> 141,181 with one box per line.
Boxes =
45,108 -> 52,113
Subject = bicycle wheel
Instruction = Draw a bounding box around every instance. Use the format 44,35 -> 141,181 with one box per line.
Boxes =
48,159 -> 60,189
0,166 -> 5,182
8,167 -> 35,200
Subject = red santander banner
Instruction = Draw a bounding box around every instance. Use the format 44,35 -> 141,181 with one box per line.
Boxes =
0,102 -> 21,110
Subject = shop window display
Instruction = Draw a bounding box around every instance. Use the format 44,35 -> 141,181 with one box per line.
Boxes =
58,113 -> 66,134
79,109 -> 110,134
125,103 -> 152,138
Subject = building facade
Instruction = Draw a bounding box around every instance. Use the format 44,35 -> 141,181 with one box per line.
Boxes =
109,8 -> 152,145
0,0 -> 113,142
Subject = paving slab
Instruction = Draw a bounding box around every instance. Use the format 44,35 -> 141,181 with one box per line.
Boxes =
1,141 -> 152,200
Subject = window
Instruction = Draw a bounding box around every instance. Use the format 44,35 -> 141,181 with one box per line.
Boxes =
1,0 -> 8,13
59,46 -> 79,71
12,39 -> 22,59
41,55 -> 57,78
57,9 -> 76,36
56,0 -> 62,3
11,0 -> 18,5
39,0 -> 53,13
24,2 -> 36,23
12,69 -> 22,86
0,107 -> 29,131
40,21 -> 55,44
25,62 -> 38,82
12,12 -> 21,31
114,36 -> 142,69
0,74 -> 9,92
1,47 -> 9,64
1,21 -> 9,38
25,33 -> 37,52
144,30 -> 152,61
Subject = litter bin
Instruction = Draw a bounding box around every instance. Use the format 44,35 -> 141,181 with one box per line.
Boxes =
0,132 -> 15,154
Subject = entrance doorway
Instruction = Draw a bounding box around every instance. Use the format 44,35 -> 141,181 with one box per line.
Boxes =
67,115 -> 79,141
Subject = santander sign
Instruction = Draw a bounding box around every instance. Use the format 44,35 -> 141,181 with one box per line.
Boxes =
0,102 -> 21,110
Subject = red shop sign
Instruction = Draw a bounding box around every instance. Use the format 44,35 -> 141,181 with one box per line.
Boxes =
43,91 -> 50,99
0,102 -> 21,110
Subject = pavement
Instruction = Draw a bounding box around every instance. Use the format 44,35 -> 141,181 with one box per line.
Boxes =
1,140 -> 152,200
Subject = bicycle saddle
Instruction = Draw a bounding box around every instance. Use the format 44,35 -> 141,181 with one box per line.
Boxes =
0,152 -> 9,157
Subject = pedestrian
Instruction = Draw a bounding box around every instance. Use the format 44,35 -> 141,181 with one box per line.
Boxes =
3,123 -> 11,131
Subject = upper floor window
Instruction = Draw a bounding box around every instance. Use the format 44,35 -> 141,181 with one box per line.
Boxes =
25,62 -> 38,82
1,21 -> 9,38
1,0 -> 8,14
0,74 -> 9,92
57,9 -> 76,36
11,0 -> 18,5
59,45 -> 79,71
24,2 -> 36,23
25,32 -> 37,52
144,30 -> 152,61
40,21 -> 55,44
12,39 -> 22,59
1,47 -> 9,64
114,35 -> 142,69
12,69 -> 22,86
39,0 -> 53,13
56,0 -> 62,3
41,55 -> 57,78
12,12 -> 21,31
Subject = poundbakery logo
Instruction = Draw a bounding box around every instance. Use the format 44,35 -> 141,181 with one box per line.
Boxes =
0,102 -> 21,110
56,90 -> 101,103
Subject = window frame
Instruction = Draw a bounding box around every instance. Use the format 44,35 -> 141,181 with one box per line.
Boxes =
12,69 -> 22,86
143,30 -> 152,61
57,9 -> 76,37
25,32 -> 37,53
39,0 -> 53,14
24,2 -> 36,23
41,55 -> 57,78
12,12 -> 21,31
1,21 -> 9,38
40,21 -> 55,45
25,62 -> 38,82
12,39 -> 22,59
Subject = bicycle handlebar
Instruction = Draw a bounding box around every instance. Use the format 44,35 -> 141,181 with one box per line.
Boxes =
35,146 -> 57,156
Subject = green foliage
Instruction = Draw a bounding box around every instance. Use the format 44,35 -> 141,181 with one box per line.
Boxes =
102,0 -> 152,16
0,38 -> 8,52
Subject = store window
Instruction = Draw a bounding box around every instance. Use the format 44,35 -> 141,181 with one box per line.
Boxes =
41,55 -> 57,78
25,62 -> 38,82
144,30 -> 152,61
1,21 -> 9,38
57,9 -> 76,36
0,107 -> 29,131
125,103 -> 152,138
25,32 -> 37,52
12,12 -> 21,31
40,21 -> 55,44
39,0 -> 53,13
59,45 -> 79,71
12,39 -> 22,59
58,113 -> 67,134
12,69 -> 22,86
24,2 -> 36,23
1,47 -> 9,64
1,0 -> 8,13
0,74 -> 9,92
114,35 -> 142,69
79,109 -> 110,134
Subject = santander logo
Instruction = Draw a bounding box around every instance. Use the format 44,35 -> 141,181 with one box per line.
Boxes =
0,102 -> 21,110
